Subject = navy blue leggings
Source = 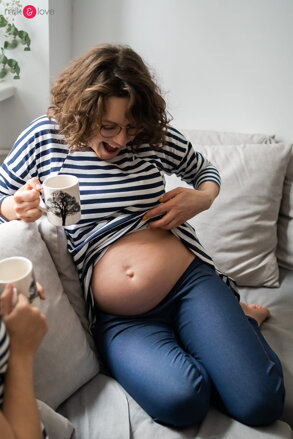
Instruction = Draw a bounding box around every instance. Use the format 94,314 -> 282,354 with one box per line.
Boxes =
93,258 -> 285,428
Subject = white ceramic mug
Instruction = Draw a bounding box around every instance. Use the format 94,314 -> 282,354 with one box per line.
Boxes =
0,256 -> 40,307
41,174 -> 81,226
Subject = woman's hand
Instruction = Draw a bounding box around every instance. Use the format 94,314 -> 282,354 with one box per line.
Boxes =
12,177 -> 43,223
0,283 -> 47,439
1,284 -> 48,358
143,183 -> 219,230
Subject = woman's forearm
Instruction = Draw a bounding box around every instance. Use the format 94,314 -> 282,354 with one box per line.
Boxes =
0,411 -> 15,439
3,352 -> 42,439
197,181 -> 220,207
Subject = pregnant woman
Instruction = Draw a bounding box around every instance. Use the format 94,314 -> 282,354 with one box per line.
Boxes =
0,44 -> 284,428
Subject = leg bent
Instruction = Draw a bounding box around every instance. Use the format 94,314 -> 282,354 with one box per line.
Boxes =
174,261 -> 285,426
93,313 -> 212,427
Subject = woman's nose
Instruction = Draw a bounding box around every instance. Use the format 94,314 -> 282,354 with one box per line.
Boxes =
112,128 -> 132,147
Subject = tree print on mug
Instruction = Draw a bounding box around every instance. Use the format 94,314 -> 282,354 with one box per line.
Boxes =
46,191 -> 81,226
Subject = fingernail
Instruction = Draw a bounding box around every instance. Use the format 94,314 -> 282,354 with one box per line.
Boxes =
159,197 -> 164,202
36,184 -> 43,190
142,215 -> 148,221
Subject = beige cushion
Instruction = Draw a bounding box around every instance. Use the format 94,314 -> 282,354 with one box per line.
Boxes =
182,129 -> 275,145
166,143 -> 291,286
0,220 -> 99,408
276,145 -> 293,269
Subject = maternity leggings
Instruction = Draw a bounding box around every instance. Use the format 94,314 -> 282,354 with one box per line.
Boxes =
93,258 -> 285,428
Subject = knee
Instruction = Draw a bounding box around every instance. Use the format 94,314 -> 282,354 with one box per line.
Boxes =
151,379 -> 211,428
231,383 -> 285,426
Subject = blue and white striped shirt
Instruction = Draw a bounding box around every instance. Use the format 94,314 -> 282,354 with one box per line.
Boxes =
0,115 -> 238,327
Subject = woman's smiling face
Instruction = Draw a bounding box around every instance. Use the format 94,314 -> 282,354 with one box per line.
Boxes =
88,96 -> 138,160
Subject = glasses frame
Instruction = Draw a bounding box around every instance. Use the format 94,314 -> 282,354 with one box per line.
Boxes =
99,123 -> 140,138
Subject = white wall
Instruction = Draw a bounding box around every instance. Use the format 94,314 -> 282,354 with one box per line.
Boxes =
72,0 -> 293,142
48,0 -> 73,85
0,0 -> 50,149
1,0 -> 292,151
0,0 -> 73,151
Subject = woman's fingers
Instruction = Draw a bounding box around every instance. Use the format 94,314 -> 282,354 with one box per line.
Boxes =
0,284 -> 15,316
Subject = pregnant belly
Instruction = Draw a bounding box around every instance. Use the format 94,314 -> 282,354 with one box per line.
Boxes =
91,228 -> 195,315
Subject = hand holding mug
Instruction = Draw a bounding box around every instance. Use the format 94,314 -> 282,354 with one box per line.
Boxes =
13,177 -> 43,223
11,175 -> 81,226
0,256 -> 41,308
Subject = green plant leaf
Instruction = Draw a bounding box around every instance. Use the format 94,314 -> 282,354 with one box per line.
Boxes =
0,11 -> 31,80
4,39 -> 18,49
0,14 -> 8,27
6,23 -> 18,37
0,67 -> 8,78
18,30 -> 29,39
7,58 -> 19,69
0,50 -> 8,64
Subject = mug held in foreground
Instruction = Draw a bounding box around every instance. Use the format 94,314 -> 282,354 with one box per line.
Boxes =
0,256 -> 40,307
42,174 -> 81,226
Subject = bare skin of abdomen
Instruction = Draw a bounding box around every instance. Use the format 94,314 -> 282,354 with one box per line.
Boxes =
91,228 -> 195,315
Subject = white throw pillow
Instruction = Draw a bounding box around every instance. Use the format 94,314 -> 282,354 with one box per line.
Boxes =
182,129 -> 275,146
0,220 -> 99,409
276,145 -> 293,270
166,143 -> 291,287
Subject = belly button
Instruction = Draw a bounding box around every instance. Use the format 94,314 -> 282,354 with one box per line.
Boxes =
126,269 -> 134,279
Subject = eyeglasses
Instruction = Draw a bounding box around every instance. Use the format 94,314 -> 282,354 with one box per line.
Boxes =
99,123 -> 140,138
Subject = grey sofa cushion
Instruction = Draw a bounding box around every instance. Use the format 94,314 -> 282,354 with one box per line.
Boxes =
182,129 -> 276,145
58,373 -> 130,439
0,220 -> 99,409
37,217 -> 93,339
277,145 -> 293,270
38,400 -> 74,439
195,407 -> 292,439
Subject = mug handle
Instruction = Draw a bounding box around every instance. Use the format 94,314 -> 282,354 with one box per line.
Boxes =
32,183 -> 47,214
38,198 -> 48,213
38,194 -> 47,214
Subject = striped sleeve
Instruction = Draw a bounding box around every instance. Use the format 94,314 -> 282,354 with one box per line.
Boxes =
0,319 -> 10,407
0,115 -> 68,222
139,126 -> 221,189
163,127 -> 221,188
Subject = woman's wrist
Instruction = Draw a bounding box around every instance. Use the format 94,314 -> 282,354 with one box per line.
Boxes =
0,195 -> 17,221
197,182 -> 220,206
7,351 -> 34,373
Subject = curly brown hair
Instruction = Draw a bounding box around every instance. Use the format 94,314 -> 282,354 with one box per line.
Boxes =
47,44 -> 170,152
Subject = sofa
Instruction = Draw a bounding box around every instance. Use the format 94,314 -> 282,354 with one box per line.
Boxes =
0,128 -> 292,438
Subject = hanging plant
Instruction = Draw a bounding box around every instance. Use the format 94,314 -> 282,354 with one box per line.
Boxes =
0,1 -> 31,80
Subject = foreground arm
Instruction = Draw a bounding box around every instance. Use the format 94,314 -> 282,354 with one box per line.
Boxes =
0,286 -> 48,439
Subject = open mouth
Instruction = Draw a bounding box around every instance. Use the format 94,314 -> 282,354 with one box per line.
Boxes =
103,142 -> 119,154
